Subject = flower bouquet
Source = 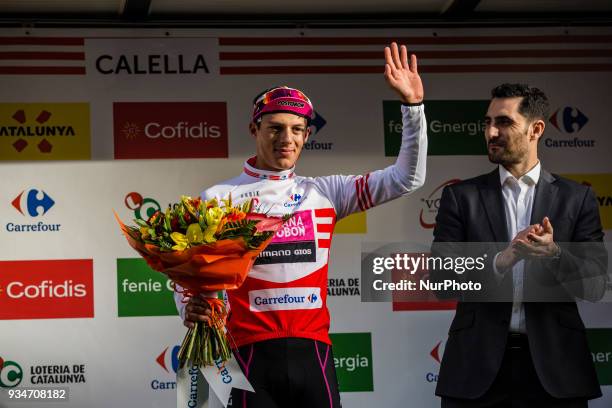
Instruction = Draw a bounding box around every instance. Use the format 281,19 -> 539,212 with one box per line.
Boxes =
114,195 -> 284,368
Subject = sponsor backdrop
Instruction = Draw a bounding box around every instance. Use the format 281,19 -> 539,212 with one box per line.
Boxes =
0,26 -> 611,408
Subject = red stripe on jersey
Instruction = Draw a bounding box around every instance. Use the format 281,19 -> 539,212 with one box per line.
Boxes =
314,208 -> 335,218
355,178 -> 365,211
316,223 -> 334,233
364,173 -> 374,209
359,177 -> 371,210
318,239 -> 332,249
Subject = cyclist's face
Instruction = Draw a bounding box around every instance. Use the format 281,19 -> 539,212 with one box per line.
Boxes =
251,113 -> 310,171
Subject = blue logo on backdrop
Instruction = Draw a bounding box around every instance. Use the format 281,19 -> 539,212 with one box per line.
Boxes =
12,189 -> 55,217
7,189 -> 61,232
305,111 -> 333,151
549,107 -> 588,133
151,345 -> 180,391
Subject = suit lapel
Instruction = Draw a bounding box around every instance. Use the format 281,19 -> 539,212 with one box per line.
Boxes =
478,168 -> 509,242
530,169 -> 558,225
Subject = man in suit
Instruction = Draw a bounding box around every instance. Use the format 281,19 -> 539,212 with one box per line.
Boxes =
431,83 -> 608,407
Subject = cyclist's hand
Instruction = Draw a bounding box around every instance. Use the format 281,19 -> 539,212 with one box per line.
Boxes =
384,42 -> 424,104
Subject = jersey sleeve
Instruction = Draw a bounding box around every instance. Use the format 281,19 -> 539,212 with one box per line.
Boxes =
314,104 -> 427,220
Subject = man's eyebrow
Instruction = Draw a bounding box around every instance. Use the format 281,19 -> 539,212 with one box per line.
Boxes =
484,115 -> 513,121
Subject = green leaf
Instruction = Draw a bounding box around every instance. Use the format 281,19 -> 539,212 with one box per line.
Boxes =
134,218 -> 148,228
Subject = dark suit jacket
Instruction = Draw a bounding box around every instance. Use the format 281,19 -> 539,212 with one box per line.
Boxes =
431,167 -> 607,400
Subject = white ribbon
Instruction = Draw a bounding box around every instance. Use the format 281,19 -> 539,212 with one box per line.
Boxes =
177,353 -> 254,408
177,363 -> 212,408
200,354 -> 254,407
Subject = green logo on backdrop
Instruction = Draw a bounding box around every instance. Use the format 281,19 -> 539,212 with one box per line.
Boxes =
383,100 -> 489,156
117,258 -> 178,317
587,328 -> 612,385
330,332 -> 373,392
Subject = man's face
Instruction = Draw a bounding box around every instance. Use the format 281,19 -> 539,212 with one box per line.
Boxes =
250,112 -> 310,171
484,97 -> 535,166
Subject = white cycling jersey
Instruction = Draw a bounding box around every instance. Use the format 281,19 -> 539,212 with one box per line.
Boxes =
175,104 -> 427,347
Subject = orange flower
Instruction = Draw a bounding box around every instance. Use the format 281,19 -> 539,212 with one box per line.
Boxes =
225,210 -> 246,223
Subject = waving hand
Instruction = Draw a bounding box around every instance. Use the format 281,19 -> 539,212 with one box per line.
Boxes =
384,42 -> 424,104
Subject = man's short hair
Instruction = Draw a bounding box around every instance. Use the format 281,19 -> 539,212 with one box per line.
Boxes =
491,83 -> 550,122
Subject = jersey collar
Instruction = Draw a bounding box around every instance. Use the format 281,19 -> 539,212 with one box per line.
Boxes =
243,156 -> 295,181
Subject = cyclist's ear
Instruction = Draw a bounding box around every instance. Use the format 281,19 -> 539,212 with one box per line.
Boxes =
304,126 -> 311,143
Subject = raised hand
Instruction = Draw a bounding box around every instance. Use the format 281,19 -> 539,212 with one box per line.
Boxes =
384,42 -> 424,104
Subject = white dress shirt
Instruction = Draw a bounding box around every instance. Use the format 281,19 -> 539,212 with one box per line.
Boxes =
496,162 -> 541,333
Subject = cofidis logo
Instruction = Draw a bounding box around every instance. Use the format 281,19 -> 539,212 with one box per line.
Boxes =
0,260 -> 94,319
0,357 -> 23,388
6,188 -> 61,233
113,102 -> 228,159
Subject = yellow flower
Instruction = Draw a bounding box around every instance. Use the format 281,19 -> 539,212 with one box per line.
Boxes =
170,232 -> 189,251
204,207 -> 223,243
140,226 -> 150,240
186,223 -> 204,244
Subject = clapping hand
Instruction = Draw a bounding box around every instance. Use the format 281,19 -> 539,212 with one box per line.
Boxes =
514,217 -> 560,259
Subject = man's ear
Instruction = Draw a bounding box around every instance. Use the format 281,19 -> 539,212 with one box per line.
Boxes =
530,119 -> 545,142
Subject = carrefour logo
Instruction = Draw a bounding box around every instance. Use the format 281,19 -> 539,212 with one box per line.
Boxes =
545,106 -> 595,148
425,340 -> 446,383
549,107 -> 589,133
304,111 -> 333,151
284,193 -> 305,208
0,357 -> 23,388
156,346 -> 180,374
6,189 -> 61,233
249,287 -> 323,312
12,189 -> 54,216
151,345 -> 180,391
